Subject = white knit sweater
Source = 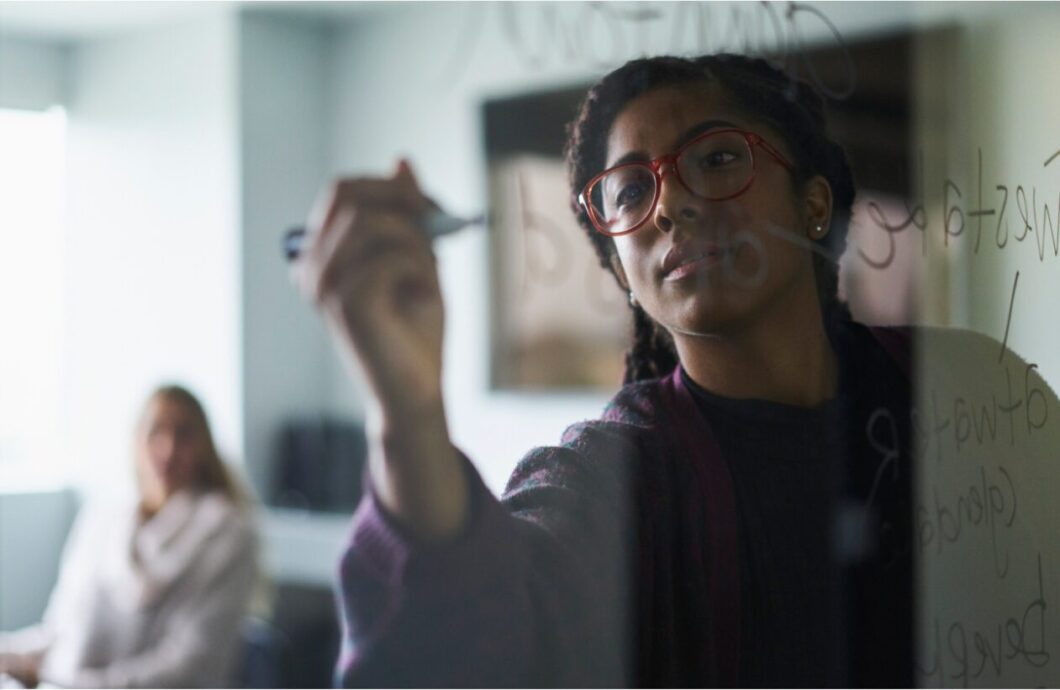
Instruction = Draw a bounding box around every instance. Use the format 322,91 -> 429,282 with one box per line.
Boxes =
0,489 -> 259,688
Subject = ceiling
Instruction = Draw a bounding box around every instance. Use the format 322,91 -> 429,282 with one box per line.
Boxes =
0,1 -> 1038,48
0,1 -> 391,42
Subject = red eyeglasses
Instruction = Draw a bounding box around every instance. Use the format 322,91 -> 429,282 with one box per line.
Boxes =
578,128 -> 794,237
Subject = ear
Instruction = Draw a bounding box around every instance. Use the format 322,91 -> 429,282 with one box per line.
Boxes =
802,175 -> 834,239
609,252 -> 631,292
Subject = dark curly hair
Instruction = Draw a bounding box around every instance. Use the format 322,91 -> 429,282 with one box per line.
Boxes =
564,54 -> 856,385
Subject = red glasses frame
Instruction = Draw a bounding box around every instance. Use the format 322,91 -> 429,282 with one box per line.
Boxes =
578,128 -> 795,237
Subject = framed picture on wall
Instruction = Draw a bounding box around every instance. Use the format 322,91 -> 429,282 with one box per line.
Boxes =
484,86 -> 632,392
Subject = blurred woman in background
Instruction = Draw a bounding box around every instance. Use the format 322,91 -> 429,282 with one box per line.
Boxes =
0,384 -> 259,688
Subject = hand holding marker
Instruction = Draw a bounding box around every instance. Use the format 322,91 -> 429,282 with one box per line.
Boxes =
287,160 -> 480,545
284,208 -> 485,261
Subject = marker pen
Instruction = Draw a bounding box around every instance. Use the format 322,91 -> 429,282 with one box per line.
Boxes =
283,209 -> 485,261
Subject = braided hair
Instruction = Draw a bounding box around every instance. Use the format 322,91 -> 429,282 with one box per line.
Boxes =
563,54 -> 856,385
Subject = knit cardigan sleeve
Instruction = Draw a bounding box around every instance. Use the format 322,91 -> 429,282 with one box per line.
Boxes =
335,420 -> 641,687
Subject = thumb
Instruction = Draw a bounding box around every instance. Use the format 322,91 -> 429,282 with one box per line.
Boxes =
394,158 -> 420,190
393,158 -> 435,211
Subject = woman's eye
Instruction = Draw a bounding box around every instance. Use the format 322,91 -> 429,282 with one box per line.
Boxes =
614,183 -> 646,208
699,150 -> 738,168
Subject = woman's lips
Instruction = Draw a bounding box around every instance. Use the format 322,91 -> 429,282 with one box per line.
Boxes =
662,247 -> 731,281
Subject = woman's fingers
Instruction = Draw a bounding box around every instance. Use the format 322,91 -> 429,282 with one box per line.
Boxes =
329,248 -> 440,338
307,160 -> 433,241
297,161 -> 435,307
306,204 -> 445,408
304,206 -> 431,307
291,162 -> 465,544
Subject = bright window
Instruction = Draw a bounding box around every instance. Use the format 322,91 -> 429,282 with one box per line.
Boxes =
0,107 -> 67,489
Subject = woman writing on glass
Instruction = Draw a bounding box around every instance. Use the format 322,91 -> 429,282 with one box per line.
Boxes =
294,54 -> 913,686
0,385 -> 259,688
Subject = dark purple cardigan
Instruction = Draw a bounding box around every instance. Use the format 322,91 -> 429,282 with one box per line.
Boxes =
335,327 -> 912,687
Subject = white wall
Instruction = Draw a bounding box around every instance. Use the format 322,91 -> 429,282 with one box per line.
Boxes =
0,31 -> 75,632
62,12 -> 242,495
1,11 -> 245,626
956,6 -> 1060,385
0,34 -> 67,110
238,13 -> 339,496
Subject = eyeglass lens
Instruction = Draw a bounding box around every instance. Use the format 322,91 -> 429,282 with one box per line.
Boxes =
588,131 -> 754,235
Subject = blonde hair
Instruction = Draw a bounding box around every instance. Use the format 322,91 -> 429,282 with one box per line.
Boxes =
135,384 -> 246,507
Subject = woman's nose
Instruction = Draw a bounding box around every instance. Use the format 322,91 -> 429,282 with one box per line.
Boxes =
152,434 -> 176,461
651,166 -> 703,233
